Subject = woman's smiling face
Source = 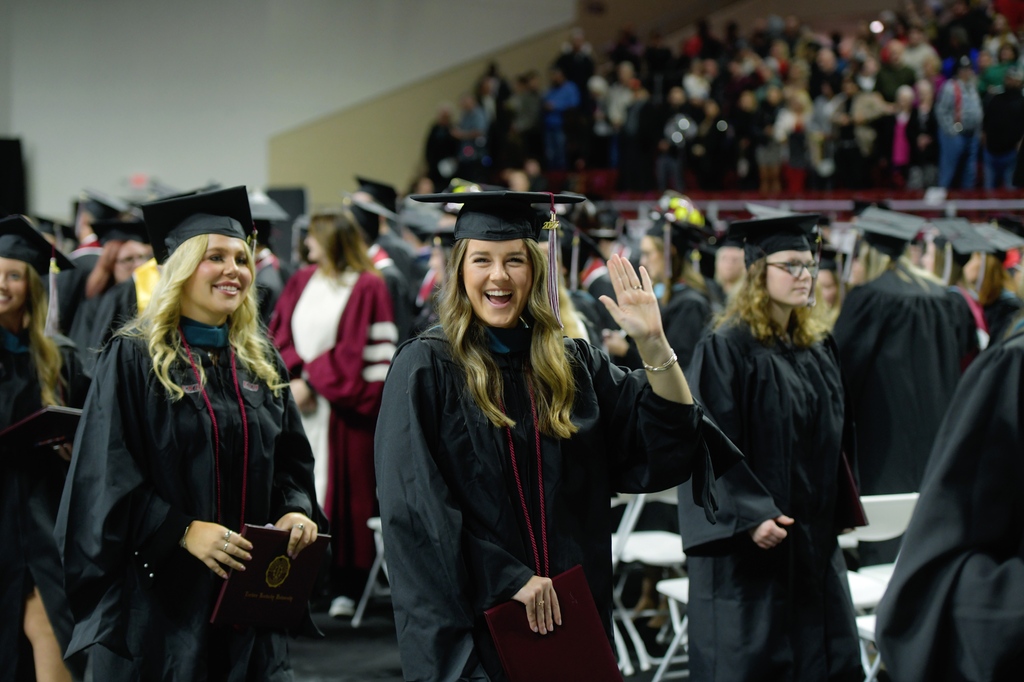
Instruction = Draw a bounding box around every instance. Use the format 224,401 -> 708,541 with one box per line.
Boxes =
460,239 -> 533,328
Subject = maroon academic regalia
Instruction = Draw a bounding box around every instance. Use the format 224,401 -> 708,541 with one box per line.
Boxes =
270,266 -> 396,571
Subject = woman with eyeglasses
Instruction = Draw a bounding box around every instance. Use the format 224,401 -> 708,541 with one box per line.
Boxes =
678,214 -> 862,682
56,187 -> 323,681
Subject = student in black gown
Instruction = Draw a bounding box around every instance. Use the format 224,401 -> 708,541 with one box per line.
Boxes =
375,191 -> 739,681
67,217 -> 154,374
678,214 -> 861,682
0,217 -> 89,682
876,314 -> 1024,681
970,224 -> 1024,343
55,186 -> 324,681
638,193 -> 715,369
832,214 -> 962,564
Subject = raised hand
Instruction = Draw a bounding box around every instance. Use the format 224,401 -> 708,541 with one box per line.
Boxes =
597,253 -> 665,344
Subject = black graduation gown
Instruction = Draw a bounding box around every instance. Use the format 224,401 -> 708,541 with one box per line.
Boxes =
984,292 -> 1024,345
678,323 -> 861,682
256,263 -> 285,329
55,335 -> 324,681
69,279 -> 138,375
832,269 -> 962,497
876,322 -> 1024,681
375,330 -> 739,682
56,252 -> 98,336
567,289 -> 603,346
0,334 -> 90,681
662,283 -> 712,370
378,262 -> 414,344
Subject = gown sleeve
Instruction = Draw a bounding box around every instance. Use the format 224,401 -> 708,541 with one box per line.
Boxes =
831,285 -> 886,403
302,273 -> 396,414
677,329 -> 781,553
55,337 -> 192,658
574,339 -> 741,518
374,339 -> 492,681
662,293 -> 711,370
876,333 -> 1024,682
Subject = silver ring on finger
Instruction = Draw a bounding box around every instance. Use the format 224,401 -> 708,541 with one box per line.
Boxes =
223,542 -> 230,553
223,530 -> 231,540
632,284 -> 642,290
296,523 -> 305,530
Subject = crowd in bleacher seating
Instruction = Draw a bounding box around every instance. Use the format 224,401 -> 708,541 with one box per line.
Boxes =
423,1 -> 1024,195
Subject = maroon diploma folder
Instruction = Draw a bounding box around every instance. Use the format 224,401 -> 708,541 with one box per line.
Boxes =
210,524 -> 329,629
484,564 -> 622,682
0,406 -> 82,451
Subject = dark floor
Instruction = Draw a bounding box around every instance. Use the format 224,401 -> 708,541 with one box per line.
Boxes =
291,599 -> 676,681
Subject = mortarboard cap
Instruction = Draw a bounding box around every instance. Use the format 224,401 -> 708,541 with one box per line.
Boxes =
745,202 -> 799,219
409,191 -> 586,242
856,217 -> 920,259
32,216 -> 75,242
932,218 -> 990,257
248,190 -> 289,222
80,188 -> 136,220
819,244 -> 840,272
354,177 -> 399,215
0,215 -> 75,275
91,217 -> 149,246
141,185 -> 253,264
975,223 -> 1024,258
726,213 -> 820,268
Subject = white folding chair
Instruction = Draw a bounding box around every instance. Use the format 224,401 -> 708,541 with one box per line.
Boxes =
610,490 -> 686,674
846,570 -> 888,613
840,492 -> 919,553
351,516 -> 390,628
651,577 -> 690,681
857,614 -> 883,681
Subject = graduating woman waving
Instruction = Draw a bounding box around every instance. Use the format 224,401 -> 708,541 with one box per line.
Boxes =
375,191 -> 739,681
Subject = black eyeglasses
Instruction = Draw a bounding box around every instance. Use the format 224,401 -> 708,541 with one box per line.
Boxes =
767,261 -> 819,278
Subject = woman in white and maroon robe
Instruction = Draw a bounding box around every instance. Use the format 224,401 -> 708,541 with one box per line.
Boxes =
270,210 -> 397,617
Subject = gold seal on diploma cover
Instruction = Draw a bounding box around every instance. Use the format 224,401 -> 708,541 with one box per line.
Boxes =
266,555 -> 291,588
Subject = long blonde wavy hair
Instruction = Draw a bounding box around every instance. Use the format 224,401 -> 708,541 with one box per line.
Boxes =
854,241 -> 942,289
715,257 -> 829,348
438,238 -> 578,439
21,266 -> 65,406
118,234 -> 285,400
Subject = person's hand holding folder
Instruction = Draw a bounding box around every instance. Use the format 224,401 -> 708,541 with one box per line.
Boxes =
512,575 -> 562,635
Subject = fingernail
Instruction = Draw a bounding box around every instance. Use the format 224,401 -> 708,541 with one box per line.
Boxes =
239,566 -> 246,571
532,626 -> 538,633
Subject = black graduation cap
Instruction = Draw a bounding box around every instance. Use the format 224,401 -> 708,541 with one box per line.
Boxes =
0,215 -> 75,275
996,215 -> 1024,239
141,185 -> 254,264
409,191 -> 586,242
932,218 -> 990,257
976,223 -> 1024,258
726,213 -> 820,268
91,218 -> 149,245
32,216 -> 75,243
820,244 -> 840,272
856,218 -> 919,259
354,176 -> 399,215
248,190 -> 289,222
79,188 -> 134,220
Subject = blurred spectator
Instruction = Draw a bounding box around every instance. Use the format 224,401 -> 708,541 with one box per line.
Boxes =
683,59 -> 712,102
696,19 -> 725,61
936,57 -> 983,188
607,61 -> 637,165
452,93 -> 489,181
586,75 -> 614,167
732,90 -> 762,189
781,14 -> 805,55
983,13 -> 1020,58
424,104 -> 458,190
879,85 -> 918,188
765,39 -> 791,81
618,82 -> 658,191
921,51 -> 948,94
477,63 -> 511,168
655,87 -> 696,191
755,84 -> 785,193
902,24 -> 942,79
609,25 -> 642,70
982,65 -> 1024,189
941,26 -> 976,76
775,89 -> 814,191
906,79 -> 941,189
856,54 -> 881,92
979,43 -> 1020,96
832,76 -> 878,188
939,0 -> 992,54
505,71 -> 543,167
809,47 -> 843,99
542,66 -> 581,170
877,41 -> 918,102
691,99 -> 732,190
809,79 -> 841,188
523,158 -> 548,192
555,28 -> 595,108
643,30 -> 674,101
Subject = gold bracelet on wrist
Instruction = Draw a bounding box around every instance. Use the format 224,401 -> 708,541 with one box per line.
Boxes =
643,350 -> 678,372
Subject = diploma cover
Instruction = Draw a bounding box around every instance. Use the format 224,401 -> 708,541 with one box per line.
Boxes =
484,564 -> 622,682
0,405 -> 82,450
210,524 -> 329,628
